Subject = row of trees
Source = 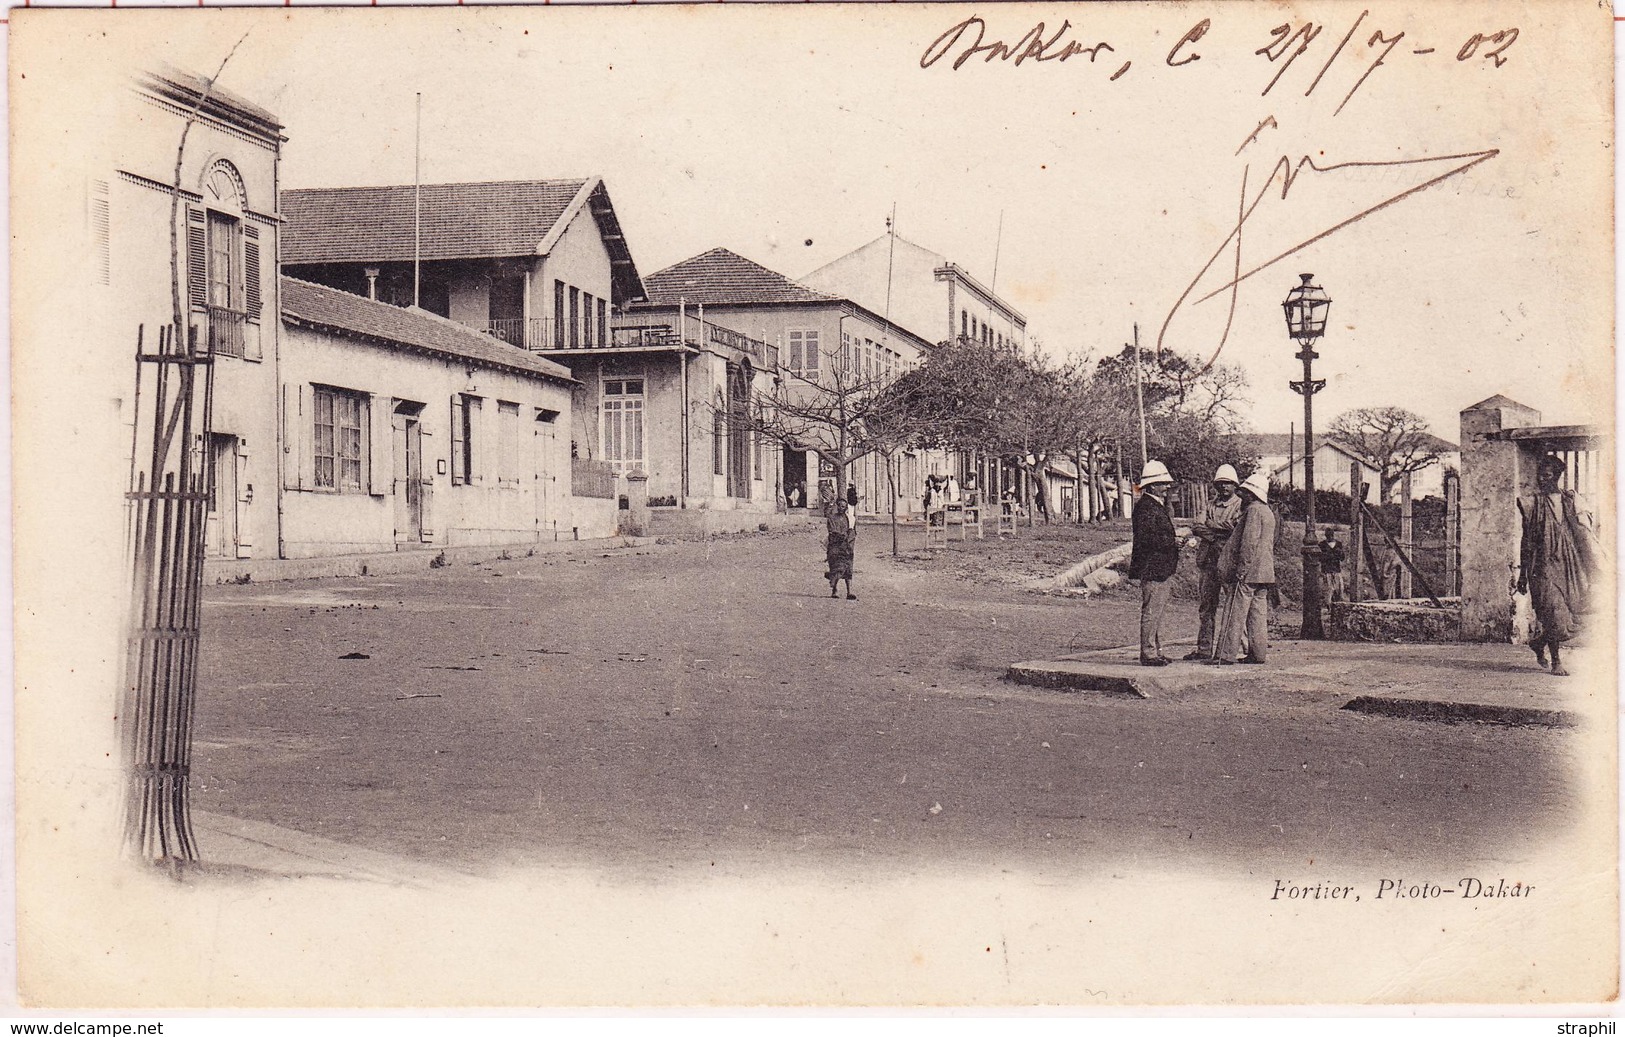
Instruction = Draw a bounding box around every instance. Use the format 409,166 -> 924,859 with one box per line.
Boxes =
737,334 -> 1449,543
742,335 -> 1257,525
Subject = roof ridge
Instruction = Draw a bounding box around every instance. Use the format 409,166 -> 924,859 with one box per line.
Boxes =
284,177 -> 591,194
654,246 -> 838,299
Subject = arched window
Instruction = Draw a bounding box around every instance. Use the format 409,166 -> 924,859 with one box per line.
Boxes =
188,160 -> 260,357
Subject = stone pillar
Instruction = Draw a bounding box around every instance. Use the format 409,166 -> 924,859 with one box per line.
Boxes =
624,469 -> 650,537
1459,396 -> 1541,640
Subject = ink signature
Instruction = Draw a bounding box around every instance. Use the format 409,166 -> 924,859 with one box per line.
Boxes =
1159,144 -> 1500,366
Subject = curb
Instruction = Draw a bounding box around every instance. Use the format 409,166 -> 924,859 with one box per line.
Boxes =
203,536 -> 658,585
1004,661 -> 1151,698
1340,696 -> 1578,729
193,810 -> 472,886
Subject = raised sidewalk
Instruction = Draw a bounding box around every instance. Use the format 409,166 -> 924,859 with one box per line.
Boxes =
1008,638 -> 1601,728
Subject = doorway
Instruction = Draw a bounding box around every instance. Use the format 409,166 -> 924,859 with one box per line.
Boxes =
783,446 -> 807,509
205,433 -> 239,558
393,400 -> 427,544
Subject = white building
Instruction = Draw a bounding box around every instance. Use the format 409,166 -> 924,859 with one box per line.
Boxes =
278,277 -> 593,558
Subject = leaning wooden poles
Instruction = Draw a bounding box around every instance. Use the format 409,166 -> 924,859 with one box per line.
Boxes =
121,323 -> 215,866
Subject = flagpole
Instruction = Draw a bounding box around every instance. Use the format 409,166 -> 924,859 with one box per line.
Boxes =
1133,323 -> 1147,469
413,92 -> 422,309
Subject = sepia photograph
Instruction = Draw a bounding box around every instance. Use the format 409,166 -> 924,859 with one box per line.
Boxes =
6,0 -> 1618,1009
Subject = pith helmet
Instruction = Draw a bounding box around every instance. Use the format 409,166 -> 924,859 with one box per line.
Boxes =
1239,472 -> 1270,502
1139,460 -> 1174,487
1213,464 -> 1240,485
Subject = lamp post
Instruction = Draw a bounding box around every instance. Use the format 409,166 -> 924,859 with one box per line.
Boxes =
1283,273 -> 1331,640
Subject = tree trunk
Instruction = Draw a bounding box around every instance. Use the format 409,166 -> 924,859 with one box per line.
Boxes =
885,451 -> 899,558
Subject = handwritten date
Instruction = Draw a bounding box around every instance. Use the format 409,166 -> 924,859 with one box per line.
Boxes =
919,12 -> 1520,100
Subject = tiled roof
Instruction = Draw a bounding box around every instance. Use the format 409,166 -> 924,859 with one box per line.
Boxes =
640,248 -> 838,307
282,179 -> 591,264
280,277 -> 574,384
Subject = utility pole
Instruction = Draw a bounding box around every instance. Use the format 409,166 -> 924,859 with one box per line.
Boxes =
1132,323 -> 1148,470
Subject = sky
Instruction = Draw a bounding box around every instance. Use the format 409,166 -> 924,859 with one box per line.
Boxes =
102,2 -> 1615,442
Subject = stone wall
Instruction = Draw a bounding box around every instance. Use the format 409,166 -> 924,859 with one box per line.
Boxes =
1329,599 -> 1462,643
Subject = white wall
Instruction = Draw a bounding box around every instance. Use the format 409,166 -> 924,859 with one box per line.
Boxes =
280,323 -> 574,557
105,79 -> 282,560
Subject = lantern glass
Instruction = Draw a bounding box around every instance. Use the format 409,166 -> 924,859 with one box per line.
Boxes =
1282,273 -> 1332,343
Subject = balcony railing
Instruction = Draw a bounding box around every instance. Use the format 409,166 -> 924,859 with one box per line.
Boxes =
205,305 -> 246,358
610,324 -> 685,349
609,316 -> 778,370
464,317 -> 558,351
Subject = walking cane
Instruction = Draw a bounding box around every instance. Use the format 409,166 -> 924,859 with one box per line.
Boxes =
1214,582 -> 1240,661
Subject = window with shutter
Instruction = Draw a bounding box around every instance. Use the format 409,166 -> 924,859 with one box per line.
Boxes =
311,386 -> 369,492
451,395 -> 467,486
243,225 -> 262,322
186,207 -> 208,310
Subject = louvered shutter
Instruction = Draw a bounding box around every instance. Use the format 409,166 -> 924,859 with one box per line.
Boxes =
451,395 -> 466,486
282,383 -> 309,490
243,224 -> 262,322
91,180 -> 110,286
186,206 -> 208,310
368,395 -> 389,496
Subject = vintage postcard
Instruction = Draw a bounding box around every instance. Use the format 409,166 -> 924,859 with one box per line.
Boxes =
7,0 -> 1617,1009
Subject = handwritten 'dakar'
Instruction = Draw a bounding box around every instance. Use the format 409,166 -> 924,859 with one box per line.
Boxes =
920,13 -> 1518,113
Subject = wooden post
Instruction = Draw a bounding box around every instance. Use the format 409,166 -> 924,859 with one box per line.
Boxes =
1349,462 -> 1363,602
1444,470 -> 1460,596
1399,472 -> 1414,599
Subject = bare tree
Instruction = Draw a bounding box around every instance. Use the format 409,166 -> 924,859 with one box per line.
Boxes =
730,341 -> 924,555
1328,406 -> 1442,500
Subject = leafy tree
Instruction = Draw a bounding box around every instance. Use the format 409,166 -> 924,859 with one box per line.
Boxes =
1327,406 -> 1442,501
1094,345 -> 1252,486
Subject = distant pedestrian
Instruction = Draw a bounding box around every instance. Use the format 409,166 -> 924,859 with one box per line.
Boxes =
1128,460 -> 1179,666
1518,454 -> 1597,676
1213,472 -> 1277,666
846,483 -> 859,511
1321,532 -> 1348,602
1184,464 -> 1242,661
825,498 -> 858,600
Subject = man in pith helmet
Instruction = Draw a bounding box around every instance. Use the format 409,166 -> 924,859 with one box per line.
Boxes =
1185,464 -> 1242,661
1128,460 -> 1180,666
1213,472 -> 1277,665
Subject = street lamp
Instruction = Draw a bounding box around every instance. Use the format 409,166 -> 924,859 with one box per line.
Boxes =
1283,273 -> 1331,640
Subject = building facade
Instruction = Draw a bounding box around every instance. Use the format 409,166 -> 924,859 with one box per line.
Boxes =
801,232 -> 1035,504
101,66 -> 286,562
628,247 -> 936,518
282,178 -> 644,354
279,278 -> 589,558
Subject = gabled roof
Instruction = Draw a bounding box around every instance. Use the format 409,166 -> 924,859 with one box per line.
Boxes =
280,277 -> 574,385
1238,433 -> 1355,458
281,178 -> 646,305
802,231 -> 1027,328
640,247 -> 839,307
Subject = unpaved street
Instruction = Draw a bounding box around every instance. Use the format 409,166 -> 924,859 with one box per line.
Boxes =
193,527 -> 1570,878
